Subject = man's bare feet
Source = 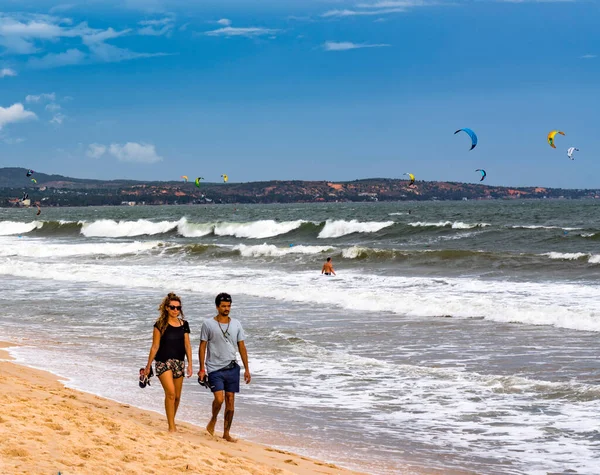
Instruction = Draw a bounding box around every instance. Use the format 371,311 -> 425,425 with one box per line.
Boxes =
168,427 -> 177,433
223,434 -> 237,443
206,420 -> 216,436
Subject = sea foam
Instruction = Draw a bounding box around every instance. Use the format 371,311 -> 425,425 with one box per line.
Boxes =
0,220 -> 44,235
408,221 -> 490,229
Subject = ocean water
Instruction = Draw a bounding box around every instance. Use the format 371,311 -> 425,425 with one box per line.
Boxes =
0,200 -> 599,475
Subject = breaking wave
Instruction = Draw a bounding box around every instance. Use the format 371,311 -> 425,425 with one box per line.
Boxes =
408,221 -> 490,229
233,244 -> 333,257
0,220 -> 44,235
318,219 -> 394,238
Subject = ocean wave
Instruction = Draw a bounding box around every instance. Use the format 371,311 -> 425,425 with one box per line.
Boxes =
541,252 -> 600,264
318,219 -> 394,239
340,246 -> 495,261
542,252 -> 589,261
233,243 -> 333,257
3,262 -> 600,333
0,220 -> 44,235
181,244 -> 218,255
408,221 -> 490,229
580,232 -> 600,240
509,225 -> 583,231
213,220 -> 308,239
178,219 -> 214,237
341,246 -> 397,259
0,240 -> 167,258
81,218 -> 182,238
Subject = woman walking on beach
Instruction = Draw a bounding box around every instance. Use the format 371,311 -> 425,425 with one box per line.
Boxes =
144,292 -> 193,432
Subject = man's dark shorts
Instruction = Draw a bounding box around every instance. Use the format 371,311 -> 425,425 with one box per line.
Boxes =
208,361 -> 240,393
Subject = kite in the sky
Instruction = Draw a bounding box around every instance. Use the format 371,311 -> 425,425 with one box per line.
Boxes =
31,178 -> 37,184
454,128 -> 478,150
195,177 -> 204,188
547,130 -> 565,149
475,169 -> 486,181
403,172 -> 415,186
221,174 -> 228,183
567,147 -> 579,160
26,169 -> 34,177
181,175 -> 188,182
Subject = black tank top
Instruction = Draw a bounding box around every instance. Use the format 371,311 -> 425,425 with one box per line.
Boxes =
154,320 -> 190,362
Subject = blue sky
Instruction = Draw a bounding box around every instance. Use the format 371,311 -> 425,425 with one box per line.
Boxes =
0,0 -> 598,188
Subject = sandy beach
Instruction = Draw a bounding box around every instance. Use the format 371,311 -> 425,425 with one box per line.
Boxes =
0,341 -> 465,475
0,342 -> 369,475
0,340 -> 475,475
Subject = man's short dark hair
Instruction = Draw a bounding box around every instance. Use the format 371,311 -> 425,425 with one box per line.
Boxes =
215,293 -> 232,306
327,257 -> 331,262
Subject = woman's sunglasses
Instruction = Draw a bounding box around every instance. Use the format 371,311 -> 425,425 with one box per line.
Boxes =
167,305 -> 182,310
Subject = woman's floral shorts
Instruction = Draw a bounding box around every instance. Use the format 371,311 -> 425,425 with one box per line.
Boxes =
155,359 -> 185,379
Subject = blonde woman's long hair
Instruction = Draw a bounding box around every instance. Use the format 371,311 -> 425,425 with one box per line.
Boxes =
155,292 -> 185,334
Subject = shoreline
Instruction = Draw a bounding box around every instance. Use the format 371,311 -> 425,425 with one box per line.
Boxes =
0,342 -> 362,475
0,341 -> 462,475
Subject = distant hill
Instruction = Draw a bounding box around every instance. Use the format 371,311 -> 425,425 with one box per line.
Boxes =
1,167 -> 599,207
0,167 -> 143,189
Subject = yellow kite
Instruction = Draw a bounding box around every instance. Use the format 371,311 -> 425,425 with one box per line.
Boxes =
548,130 -> 565,149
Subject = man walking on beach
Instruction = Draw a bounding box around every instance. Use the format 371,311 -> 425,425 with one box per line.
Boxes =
321,257 -> 336,276
198,293 -> 251,442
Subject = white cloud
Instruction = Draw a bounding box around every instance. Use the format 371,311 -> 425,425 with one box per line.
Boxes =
86,41 -> 168,63
0,13 -> 169,69
3,136 -> 25,144
217,18 -> 232,26
357,1 -> 433,7
0,14 -> 91,55
81,26 -> 132,45
138,17 -> 175,36
50,113 -> 66,125
0,68 -> 17,77
323,8 -> 407,17
49,4 -> 76,14
45,103 -> 61,112
86,143 -> 107,159
580,54 -> 597,59
323,1 -> 440,17
108,142 -> 163,163
28,48 -> 87,69
323,41 -> 391,51
26,92 -> 56,103
205,26 -> 280,38
0,103 -> 37,129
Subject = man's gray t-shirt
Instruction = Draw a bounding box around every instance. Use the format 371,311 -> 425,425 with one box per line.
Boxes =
200,317 -> 245,374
